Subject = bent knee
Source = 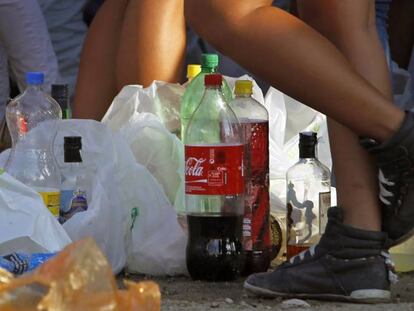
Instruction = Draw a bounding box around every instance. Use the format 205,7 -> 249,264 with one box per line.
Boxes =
185,0 -> 271,52
297,1 -> 378,45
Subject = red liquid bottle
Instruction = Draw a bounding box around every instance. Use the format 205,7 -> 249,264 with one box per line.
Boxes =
230,80 -> 271,275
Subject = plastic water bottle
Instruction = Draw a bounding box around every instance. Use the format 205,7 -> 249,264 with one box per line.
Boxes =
184,73 -> 244,281
5,72 -> 62,218
180,54 -> 233,140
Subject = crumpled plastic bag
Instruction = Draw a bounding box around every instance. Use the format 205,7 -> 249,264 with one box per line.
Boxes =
0,238 -> 161,311
55,120 -> 128,274
103,83 -> 185,214
55,120 -> 186,276
1,117 -> 187,276
103,83 -> 188,275
263,87 -> 333,214
122,158 -> 187,276
0,169 -> 70,256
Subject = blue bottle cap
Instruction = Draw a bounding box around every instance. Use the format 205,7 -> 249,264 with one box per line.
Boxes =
25,72 -> 44,85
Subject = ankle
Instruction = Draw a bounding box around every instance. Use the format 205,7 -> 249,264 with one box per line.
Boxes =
342,212 -> 381,232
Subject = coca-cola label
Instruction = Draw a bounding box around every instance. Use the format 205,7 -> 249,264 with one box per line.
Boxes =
185,144 -> 244,195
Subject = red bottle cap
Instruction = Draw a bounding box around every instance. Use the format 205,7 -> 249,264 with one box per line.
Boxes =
204,74 -> 222,86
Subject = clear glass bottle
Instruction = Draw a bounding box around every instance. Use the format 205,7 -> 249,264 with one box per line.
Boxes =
180,54 -> 233,140
230,80 -> 271,274
5,72 -> 62,218
60,136 -> 88,224
184,74 -> 244,281
286,132 -> 331,259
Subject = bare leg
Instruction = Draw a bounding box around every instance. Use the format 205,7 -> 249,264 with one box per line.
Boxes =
74,0 -> 186,120
184,1 -> 403,142
296,0 -> 392,231
73,0 -> 128,120
116,0 -> 185,88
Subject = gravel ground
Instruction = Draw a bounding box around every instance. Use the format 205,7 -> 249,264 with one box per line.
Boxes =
126,272 -> 414,311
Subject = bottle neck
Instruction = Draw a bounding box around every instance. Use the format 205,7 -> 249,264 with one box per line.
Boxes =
299,145 -> 316,159
201,66 -> 217,74
235,93 -> 252,98
27,84 -> 42,92
54,96 -> 68,109
205,85 -> 222,91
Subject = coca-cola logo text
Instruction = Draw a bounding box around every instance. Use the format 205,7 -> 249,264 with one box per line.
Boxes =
185,157 -> 206,176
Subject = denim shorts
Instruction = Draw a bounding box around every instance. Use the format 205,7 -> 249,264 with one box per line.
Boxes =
376,0 -> 392,65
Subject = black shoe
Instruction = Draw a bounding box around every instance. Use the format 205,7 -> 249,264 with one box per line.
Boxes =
361,111 -> 414,247
244,207 -> 395,303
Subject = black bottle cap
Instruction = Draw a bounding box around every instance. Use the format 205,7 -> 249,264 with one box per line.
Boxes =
64,136 -> 82,149
64,136 -> 82,163
299,132 -> 317,158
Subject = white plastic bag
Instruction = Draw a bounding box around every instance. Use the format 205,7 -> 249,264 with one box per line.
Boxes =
122,161 -> 187,276
0,170 -> 71,255
103,83 -> 185,214
263,87 -> 332,214
103,84 -> 188,275
56,119 -> 186,275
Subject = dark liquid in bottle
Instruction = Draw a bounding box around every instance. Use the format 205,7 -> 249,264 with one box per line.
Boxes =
186,214 -> 244,281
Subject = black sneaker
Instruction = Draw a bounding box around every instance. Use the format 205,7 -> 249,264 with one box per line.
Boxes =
361,111 -> 414,247
244,207 -> 396,303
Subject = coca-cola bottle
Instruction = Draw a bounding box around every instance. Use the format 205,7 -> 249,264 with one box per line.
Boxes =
230,80 -> 271,275
184,74 -> 244,281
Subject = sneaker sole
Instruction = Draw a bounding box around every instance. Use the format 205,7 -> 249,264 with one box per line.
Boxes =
389,227 -> 414,248
244,281 -> 391,304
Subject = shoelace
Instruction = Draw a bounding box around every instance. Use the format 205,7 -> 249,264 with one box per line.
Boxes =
381,251 -> 399,284
289,244 -> 317,264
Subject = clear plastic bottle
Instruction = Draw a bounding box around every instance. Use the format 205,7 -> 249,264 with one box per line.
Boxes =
286,132 -> 331,259
184,74 -> 244,281
5,72 -> 62,218
230,80 -> 271,274
180,54 -> 233,140
60,136 -> 88,224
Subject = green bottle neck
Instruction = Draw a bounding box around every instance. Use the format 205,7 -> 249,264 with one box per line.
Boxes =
201,66 -> 218,74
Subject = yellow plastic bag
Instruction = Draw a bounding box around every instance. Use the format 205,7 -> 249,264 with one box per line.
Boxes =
0,238 -> 160,311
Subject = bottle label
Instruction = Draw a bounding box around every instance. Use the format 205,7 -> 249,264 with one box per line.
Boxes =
39,191 -> 60,218
319,191 -> 331,235
59,189 -> 88,224
185,144 -> 244,195
244,181 -> 271,251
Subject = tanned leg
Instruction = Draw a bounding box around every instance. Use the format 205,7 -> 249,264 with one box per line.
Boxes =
116,0 -> 185,88
73,0 -> 128,120
297,0 -> 392,231
184,0 -> 403,142
74,0 -> 186,120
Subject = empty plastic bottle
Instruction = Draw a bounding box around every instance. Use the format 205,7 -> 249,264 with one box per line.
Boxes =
5,72 -> 62,218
